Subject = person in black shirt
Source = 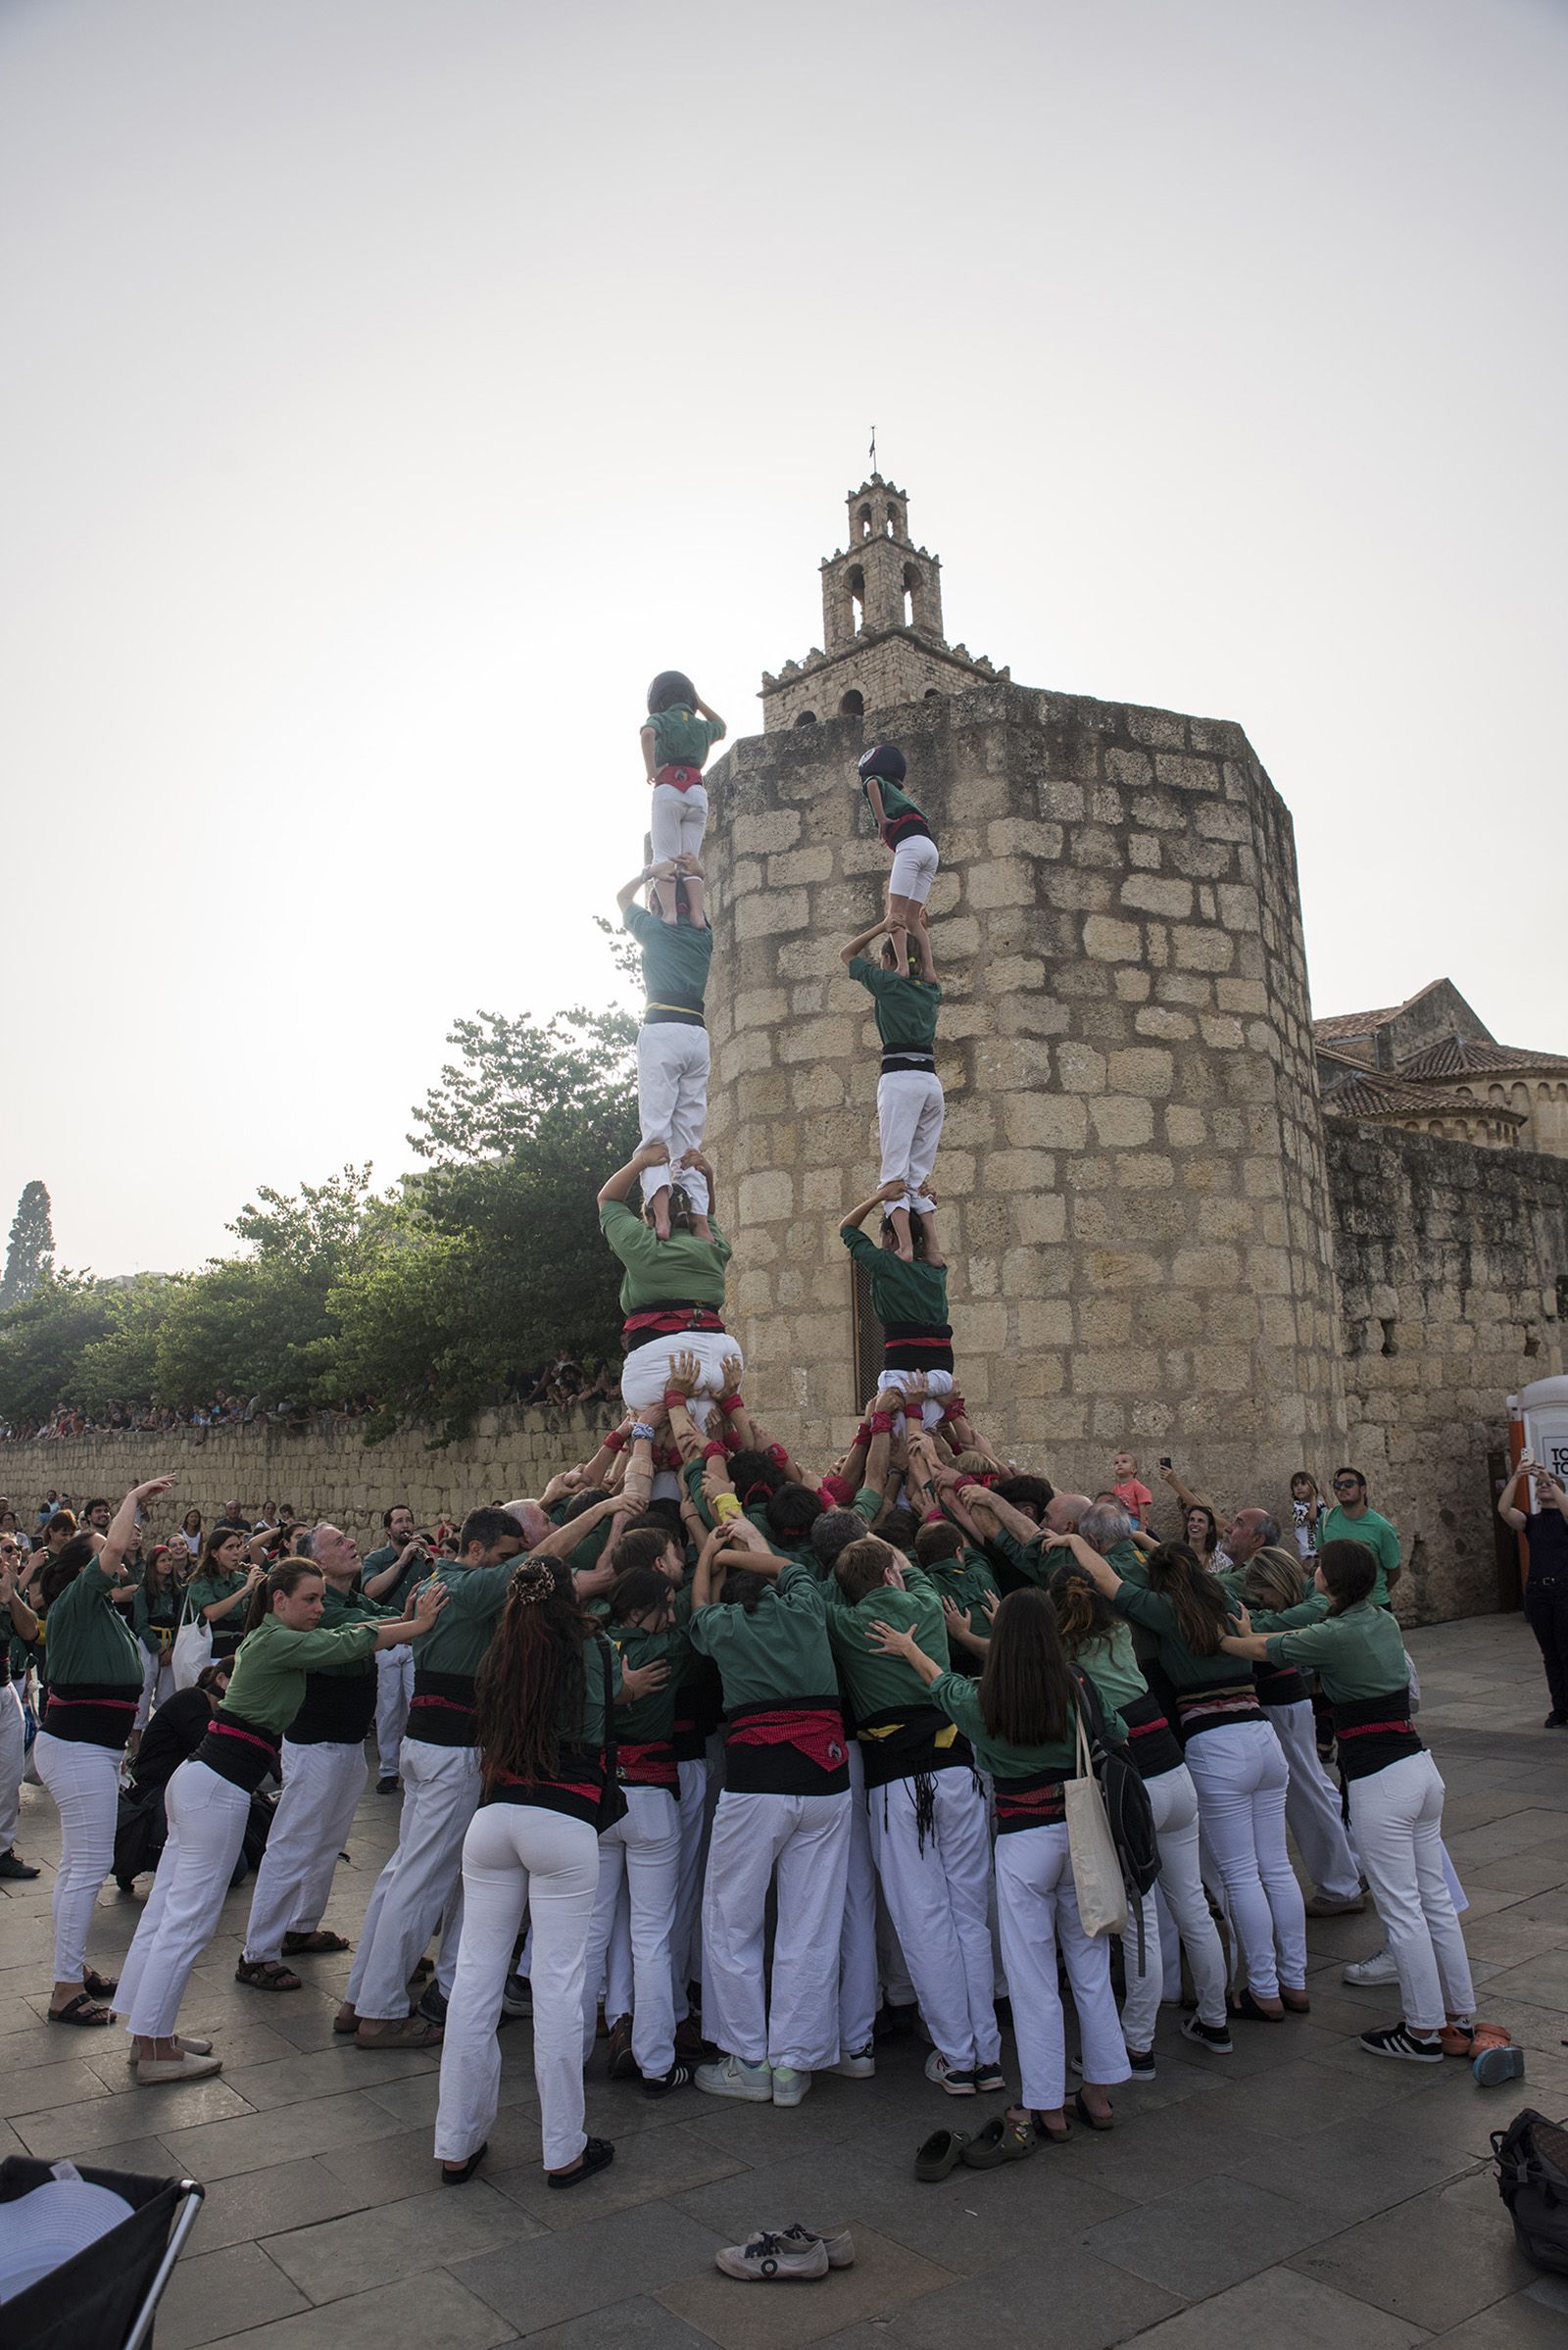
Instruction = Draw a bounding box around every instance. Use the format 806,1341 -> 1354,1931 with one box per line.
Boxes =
1498,1458 -> 1568,1726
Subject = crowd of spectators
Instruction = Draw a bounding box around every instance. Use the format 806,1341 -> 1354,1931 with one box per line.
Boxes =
1,1367 -> 620,1444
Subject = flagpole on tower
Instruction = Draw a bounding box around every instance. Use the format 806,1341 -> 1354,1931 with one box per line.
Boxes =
868,425 -> 877,476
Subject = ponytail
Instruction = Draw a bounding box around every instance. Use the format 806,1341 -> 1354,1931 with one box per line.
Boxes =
1048,1563 -> 1118,1654
1144,1542 -> 1230,1657
244,1556 -> 321,1634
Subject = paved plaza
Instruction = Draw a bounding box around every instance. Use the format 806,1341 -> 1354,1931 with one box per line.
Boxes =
4,1614 -> 1568,2349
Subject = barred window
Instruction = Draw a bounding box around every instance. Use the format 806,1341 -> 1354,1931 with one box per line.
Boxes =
851,1250 -> 885,1410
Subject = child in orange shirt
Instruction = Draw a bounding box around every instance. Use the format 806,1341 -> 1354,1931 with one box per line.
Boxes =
1111,1449 -> 1153,1529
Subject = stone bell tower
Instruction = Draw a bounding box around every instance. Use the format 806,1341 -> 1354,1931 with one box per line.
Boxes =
760,475 -> 1009,731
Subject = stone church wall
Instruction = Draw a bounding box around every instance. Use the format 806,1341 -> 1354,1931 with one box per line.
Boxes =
702,680 -> 1345,1511
1326,1122 -> 1568,1622
0,1409 -> 590,1544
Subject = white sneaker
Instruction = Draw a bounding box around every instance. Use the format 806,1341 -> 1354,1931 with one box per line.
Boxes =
924,2050 -> 977,2096
831,2043 -> 875,2079
714,2229 -> 828,2281
1344,1949 -> 1399,1986
696,2055 -> 774,2103
770,2066 -> 810,2107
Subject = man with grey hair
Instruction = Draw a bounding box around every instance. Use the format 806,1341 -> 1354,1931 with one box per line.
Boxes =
1214,1507 -> 1280,1581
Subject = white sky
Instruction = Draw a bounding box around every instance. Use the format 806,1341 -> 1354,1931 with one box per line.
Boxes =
3,0 -> 1563,1274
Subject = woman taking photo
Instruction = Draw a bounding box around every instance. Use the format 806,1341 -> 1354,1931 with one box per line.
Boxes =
186,1526 -> 262,1662
435,1557 -> 627,2190
1221,1540 -> 1476,2062
115,1557 -> 445,2084
868,1588 -> 1128,2139
34,1478 -> 172,2026
1067,1538 -> 1308,2024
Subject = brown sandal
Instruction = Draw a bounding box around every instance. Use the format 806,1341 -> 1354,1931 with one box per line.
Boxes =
235,1958 -> 303,1991
355,2016 -> 443,2049
282,1930 -> 351,1955
48,1992 -> 112,2028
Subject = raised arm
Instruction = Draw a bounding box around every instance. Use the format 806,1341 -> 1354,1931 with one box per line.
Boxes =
0,1561 -> 38,1644
839,917 -> 890,967
599,1139 -> 667,1211
679,1147 -> 716,1224
372,1580 -> 449,1650
841,1178 -> 906,1237
102,1477 -> 174,1577
1048,1529 -> 1123,1597
617,863 -> 674,916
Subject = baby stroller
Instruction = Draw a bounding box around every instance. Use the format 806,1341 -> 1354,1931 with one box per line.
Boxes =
0,2158 -> 204,2350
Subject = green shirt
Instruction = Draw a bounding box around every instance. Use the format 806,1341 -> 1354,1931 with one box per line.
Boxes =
927,1669 -> 1075,1780
607,1620 -> 688,1744
1112,1582 -> 1246,1691
848,957 -> 941,1053
1318,1506 -> 1400,1606
625,905 -> 712,1019
688,1561 -> 838,1710
188,1570 -> 251,1625
841,1226 -> 949,1329
133,1582 -> 182,1654
363,1541 -> 425,1612
1265,1598 -> 1409,1702
649,706 -> 724,768
918,1545 -> 998,1669
310,1581 -> 392,1679
42,1560 -> 143,1689
861,774 -> 930,842
1070,1620 -> 1149,1719
601,1199 -> 731,1313
825,1565 -> 950,1720
225,1612 -> 382,1736
416,1558 -> 518,1681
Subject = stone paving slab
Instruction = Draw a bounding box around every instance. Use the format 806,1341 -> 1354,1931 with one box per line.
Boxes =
3,1611 -> 1567,2346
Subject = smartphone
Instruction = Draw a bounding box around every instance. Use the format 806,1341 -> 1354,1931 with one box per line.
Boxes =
1159,1457 -> 1172,1470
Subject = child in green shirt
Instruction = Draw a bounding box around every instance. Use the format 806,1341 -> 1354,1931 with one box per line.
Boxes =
641,670 -> 725,926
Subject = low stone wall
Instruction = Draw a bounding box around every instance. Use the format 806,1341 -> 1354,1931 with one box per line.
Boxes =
0,1409 -> 598,1544
1327,1122 -> 1568,1622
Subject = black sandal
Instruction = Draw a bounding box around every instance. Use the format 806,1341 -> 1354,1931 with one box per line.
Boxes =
49,1992 -> 112,2028
234,1958 -> 303,1991
282,1930 -> 351,1955
442,2143 -> 488,2187
548,2136 -> 615,2190
1073,2089 -> 1114,2133
1013,2106 -> 1070,2144
1229,1986 -> 1286,2024
82,1969 -> 119,1999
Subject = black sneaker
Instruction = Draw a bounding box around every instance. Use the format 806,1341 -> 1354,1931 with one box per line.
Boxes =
925,2051 -> 977,2096
1360,2022 -> 1443,2063
376,1776 -> 401,1795
1545,1712 -> 1567,1730
1126,2046 -> 1156,2080
417,1983 -> 449,2026
1181,2014 -> 1233,2055
643,2062 -> 692,2097
874,2001 -> 918,2043
972,2059 -> 1006,2093
0,1848 -> 40,1881
606,2014 -> 639,2081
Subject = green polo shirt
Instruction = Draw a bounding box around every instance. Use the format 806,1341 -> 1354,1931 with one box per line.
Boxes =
416,1558 -> 517,1680
309,1582 -> 392,1679
927,1670 -> 1076,1780
1318,1505 -> 1400,1606
225,1612 -> 381,1737
918,1545 -> 998,1668
840,1226 -> 949,1328
848,958 -> 941,1053
363,1541 -> 426,1612
625,905 -> 712,1021
861,775 -> 930,841
688,1560 -> 838,1710
41,1560 -> 142,1688
1265,1598 -> 1409,1701
607,1621 -> 688,1744
825,1564 -> 950,1719
1072,1620 -> 1149,1718
601,1199 -> 731,1313
649,706 -> 724,767
188,1569 -> 250,1624
1112,1583 -> 1247,1691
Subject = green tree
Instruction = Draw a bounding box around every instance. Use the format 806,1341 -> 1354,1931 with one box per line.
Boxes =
74,1277 -> 177,1412
0,1181 -> 55,1309
0,1275 -> 116,1426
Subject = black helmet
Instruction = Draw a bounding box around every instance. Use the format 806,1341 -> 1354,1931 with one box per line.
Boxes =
647,670 -> 697,714
857,742 -> 906,784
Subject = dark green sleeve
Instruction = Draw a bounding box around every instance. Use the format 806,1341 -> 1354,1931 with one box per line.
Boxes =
1113,1583 -> 1174,1633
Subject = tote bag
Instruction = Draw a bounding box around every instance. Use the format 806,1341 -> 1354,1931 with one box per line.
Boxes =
170,1595 -> 213,1692
1064,1700 -> 1128,1938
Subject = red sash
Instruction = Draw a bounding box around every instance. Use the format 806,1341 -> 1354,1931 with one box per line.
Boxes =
654,762 -> 704,793
726,1705 -> 846,1774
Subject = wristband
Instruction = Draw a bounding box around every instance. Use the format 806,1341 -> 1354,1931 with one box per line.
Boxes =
766,1443 -> 788,1469
869,1412 -> 895,1435
659,1444 -> 682,1471
603,1428 -> 626,1454
941,1393 -> 967,1421
702,1441 -> 729,1463
718,1394 -> 744,1415
922,1504 -> 949,1524
854,1421 -> 873,1450
629,1422 -> 657,1444
712,1493 -> 742,1523
662,1389 -> 689,1409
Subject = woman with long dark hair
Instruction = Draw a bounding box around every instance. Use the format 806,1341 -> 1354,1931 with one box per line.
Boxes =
1069,1539 -> 1308,2025
131,1543 -> 183,1736
868,1588 -> 1129,2140
1050,1559 -> 1231,2068
186,1526 -> 262,1662
34,1479 -> 171,2025
115,1558 -> 444,2084
434,1557 -> 629,2189
1222,1540 -> 1476,2063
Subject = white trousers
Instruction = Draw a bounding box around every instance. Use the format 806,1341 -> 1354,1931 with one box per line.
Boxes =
671,1749 -> 717,2019
840,1744 -> 879,2055
242,1738 -> 367,1963
347,1739 -> 480,2021
876,1070 -> 944,1218
1121,1764 -> 1228,2045
637,1027 -> 710,1217
862,1367 -> 953,1438
995,1824 -> 1129,2112
1349,1752 -> 1474,2033
435,1802 -> 599,2174
0,1682 -> 25,1850
34,1732 -> 122,1984
117,1759 -> 250,2038
134,1648 -> 175,1734
579,1786 -> 680,2079
1271,1698 -> 1362,1902
621,1331 -> 741,1437
867,1766 -> 997,2071
888,834 -> 940,905
1185,1721 -> 1306,1998
375,1649 -> 414,1778
703,1789 -> 852,2072
650,778 -> 708,870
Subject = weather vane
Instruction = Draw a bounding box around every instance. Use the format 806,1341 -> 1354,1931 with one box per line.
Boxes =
868,424 -> 877,474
